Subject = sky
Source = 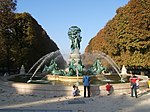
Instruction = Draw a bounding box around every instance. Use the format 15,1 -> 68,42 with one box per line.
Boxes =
17,0 -> 129,55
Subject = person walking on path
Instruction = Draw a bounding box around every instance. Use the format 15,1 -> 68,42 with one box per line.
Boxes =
83,72 -> 91,97
129,72 -> 140,98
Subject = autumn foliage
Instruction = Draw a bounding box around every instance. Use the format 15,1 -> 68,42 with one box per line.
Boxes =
85,0 -> 150,67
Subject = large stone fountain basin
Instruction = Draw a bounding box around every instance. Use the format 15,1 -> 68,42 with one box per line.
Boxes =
1,74 -> 148,97
0,76 -> 148,97
45,73 -> 122,83
45,75 -> 83,82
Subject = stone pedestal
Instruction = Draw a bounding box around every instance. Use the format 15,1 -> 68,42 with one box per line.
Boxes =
19,65 -> 26,75
121,65 -> 127,75
69,49 -> 81,65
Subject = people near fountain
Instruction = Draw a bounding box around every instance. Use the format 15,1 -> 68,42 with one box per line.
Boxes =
105,82 -> 112,95
83,72 -> 91,97
72,85 -> 80,97
136,77 -> 140,89
129,72 -> 140,98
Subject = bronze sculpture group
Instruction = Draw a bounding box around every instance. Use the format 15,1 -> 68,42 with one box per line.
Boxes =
42,26 -> 106,76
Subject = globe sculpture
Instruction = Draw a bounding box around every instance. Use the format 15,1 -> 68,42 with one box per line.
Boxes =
68,26 -> 82,53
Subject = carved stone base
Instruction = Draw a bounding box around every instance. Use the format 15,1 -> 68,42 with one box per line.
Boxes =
69,49 -> 81,65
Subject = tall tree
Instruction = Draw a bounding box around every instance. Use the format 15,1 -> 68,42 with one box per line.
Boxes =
12,13 -> 59,70
85,0 -> 150,67
0,0 -> 17,72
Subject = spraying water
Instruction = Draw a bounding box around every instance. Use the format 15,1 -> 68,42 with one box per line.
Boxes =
99,52 -> 125,82
99,52 -> 121,74
27,50 -> 61,75
27,50 -> 66,83
83,52 -> 125,82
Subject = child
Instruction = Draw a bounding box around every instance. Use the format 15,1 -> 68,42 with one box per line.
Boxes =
72,85 -> 80,97
105,82 -> 112,95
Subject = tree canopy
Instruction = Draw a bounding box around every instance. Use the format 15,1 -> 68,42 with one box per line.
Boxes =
85,0 -> 150,67
0,0 -> 17,72
0,0 -> 59,72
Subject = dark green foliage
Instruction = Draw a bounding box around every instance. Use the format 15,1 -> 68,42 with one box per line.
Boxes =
0,0 -> 17,71
0,0 -> 59,72
13,13 -> 59,70
85,0 -> 150,67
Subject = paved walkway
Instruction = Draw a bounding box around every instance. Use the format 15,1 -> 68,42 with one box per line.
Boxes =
0,109 -> 72,112
0,77 -> 150,112
0,90 -> 150,112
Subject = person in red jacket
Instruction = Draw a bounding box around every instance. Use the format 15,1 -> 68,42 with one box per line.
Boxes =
106,82 -> 112,95
129,72 -> 139,98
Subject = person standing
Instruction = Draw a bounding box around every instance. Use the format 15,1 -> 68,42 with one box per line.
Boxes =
83,72 -> 90,97
129,72 -> 139,98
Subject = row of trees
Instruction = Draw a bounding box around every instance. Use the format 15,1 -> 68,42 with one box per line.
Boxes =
0,0 -> 59,73
85,0 -> 150,67
0,0 -> 17,73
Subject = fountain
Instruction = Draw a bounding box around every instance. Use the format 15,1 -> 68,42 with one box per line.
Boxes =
25,26 -> 126,85
3,26 -> 148,97
26,50 -> 67,83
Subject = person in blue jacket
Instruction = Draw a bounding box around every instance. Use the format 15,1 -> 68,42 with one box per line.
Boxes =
83,72 -> 91,97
